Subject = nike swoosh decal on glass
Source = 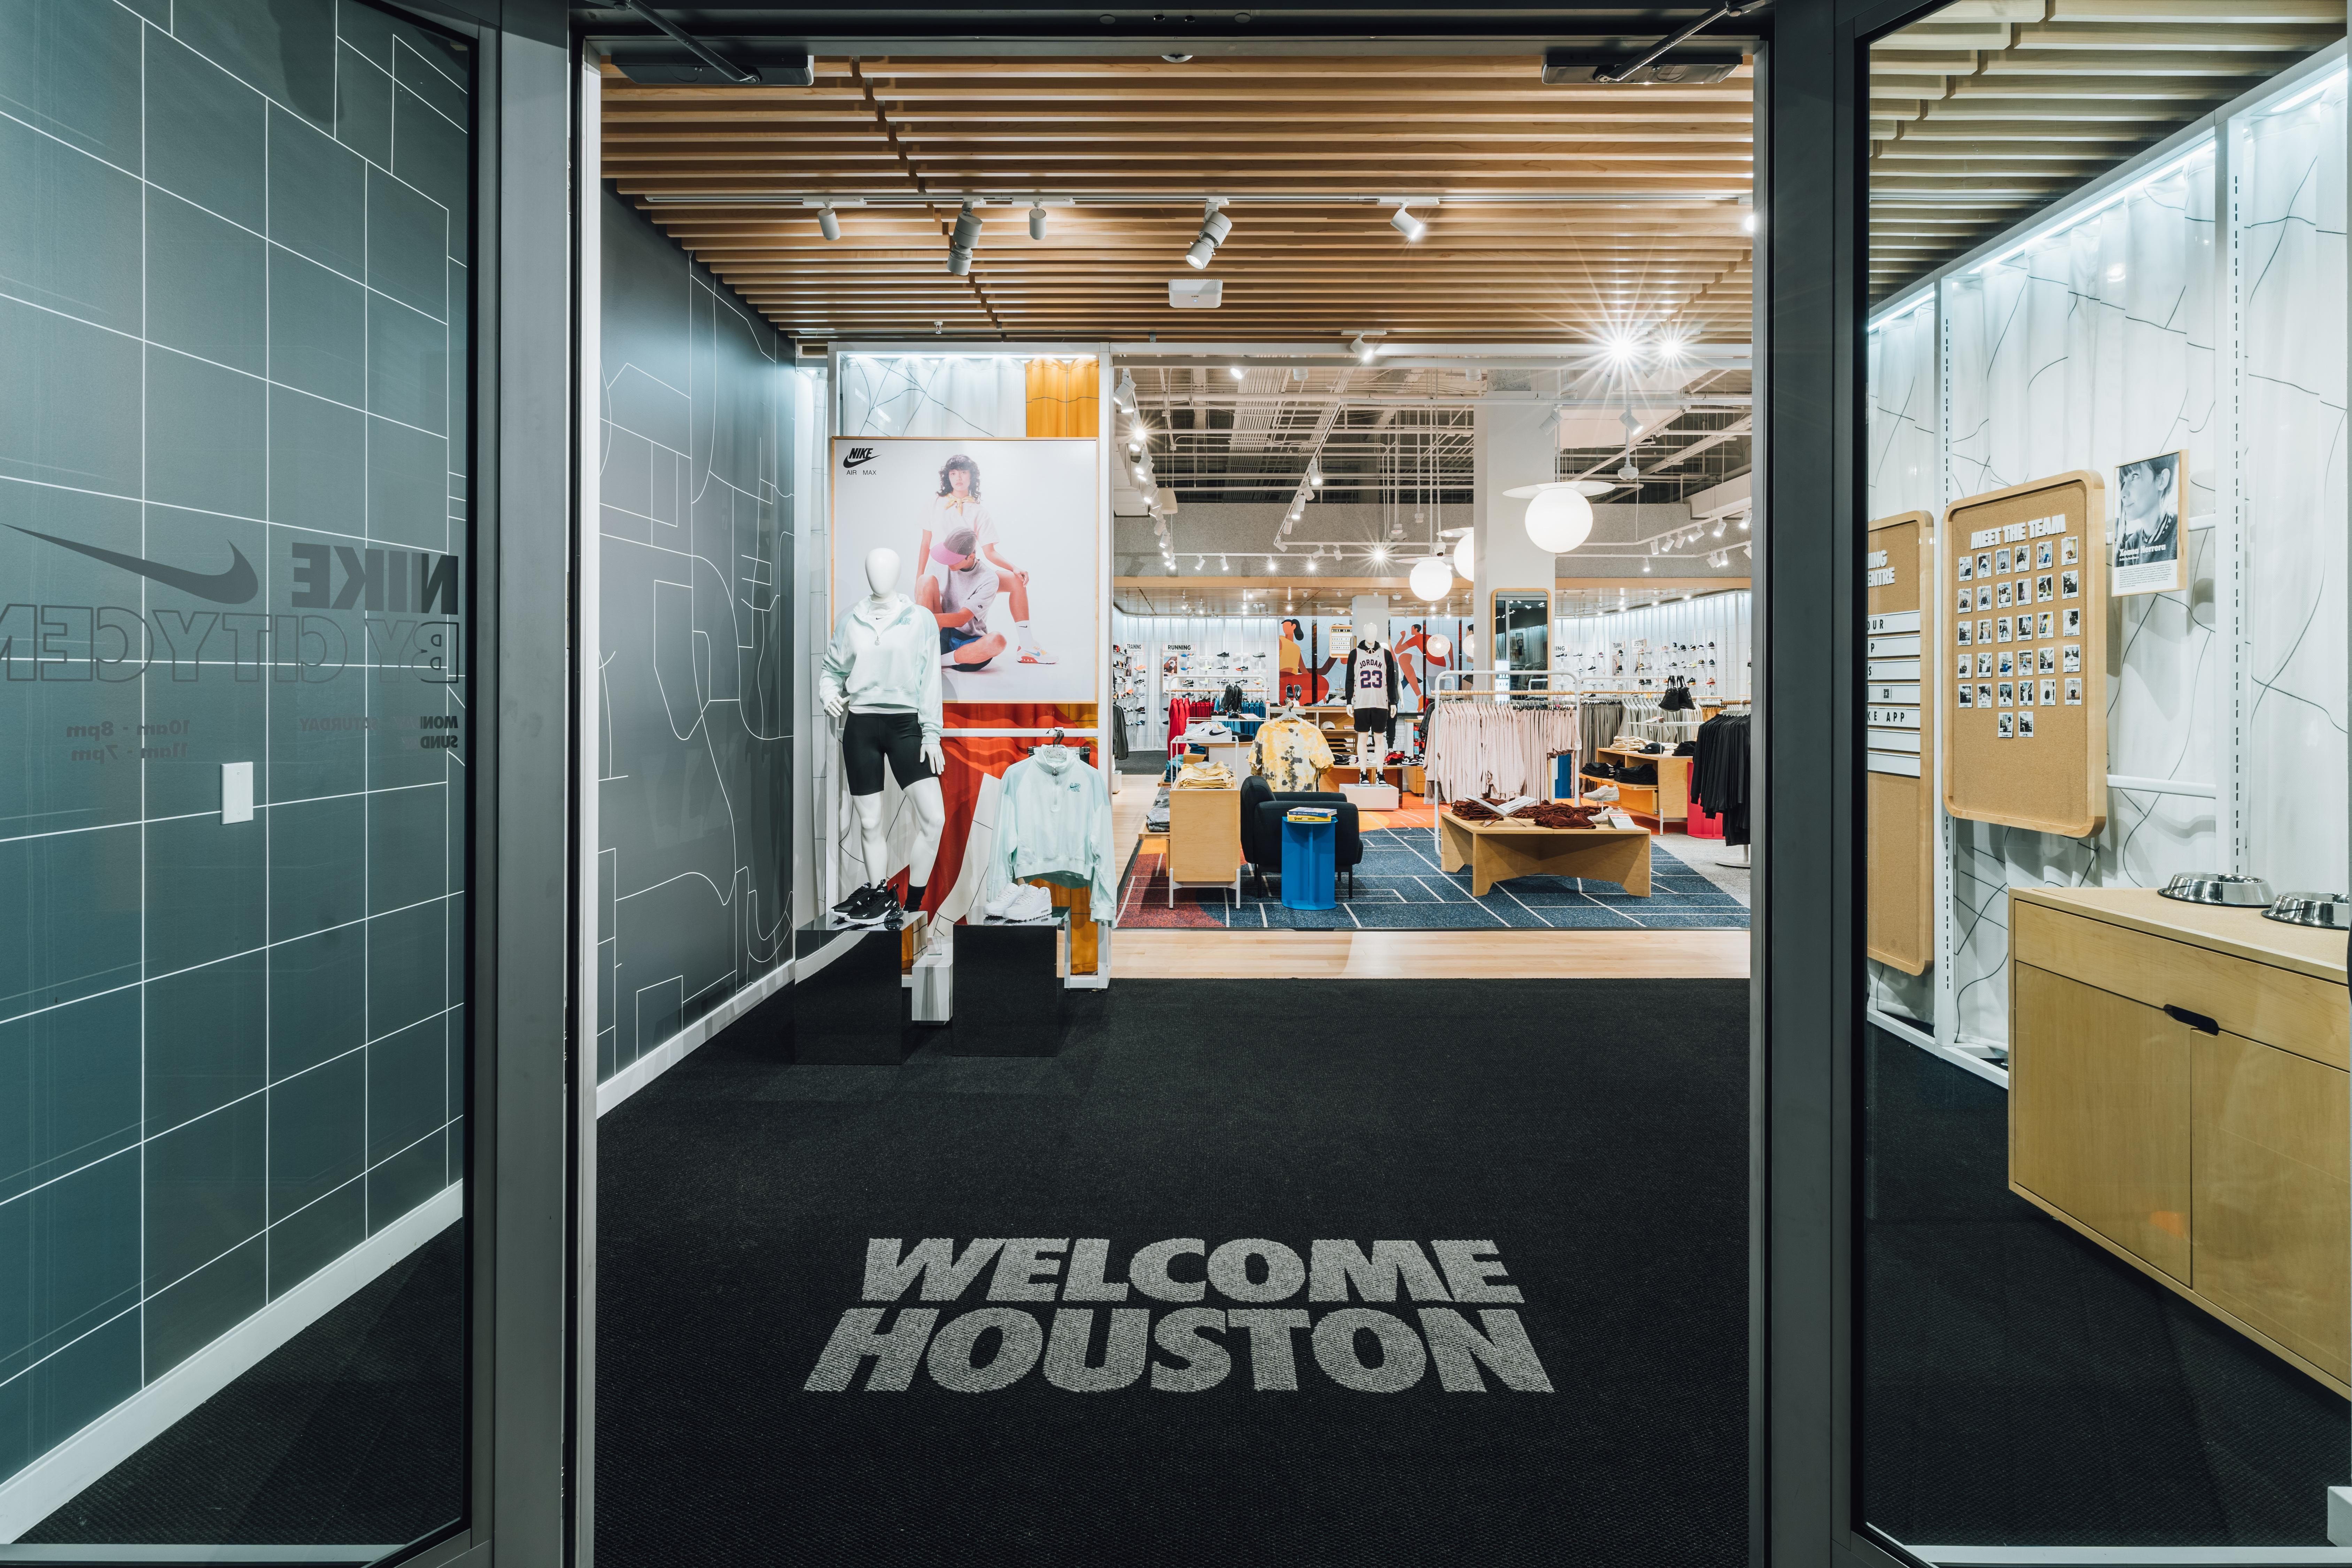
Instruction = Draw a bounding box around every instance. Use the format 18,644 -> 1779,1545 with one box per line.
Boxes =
8,525 -> 261,604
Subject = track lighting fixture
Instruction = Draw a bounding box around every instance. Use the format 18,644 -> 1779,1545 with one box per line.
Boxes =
1029,202 -> 1048,241
1349,334 -> 1378,364
1185,200 -> 1232,270
817,202 -> 840,241
1389,203 -> 1426,242
946,198 -> 981,275
1228,365 -> 1245,381
1112,371 -> 1139,416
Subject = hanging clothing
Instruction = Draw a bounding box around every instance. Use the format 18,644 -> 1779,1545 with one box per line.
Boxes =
1250,715 -> 1335,792
1110,704 -> 1130,761
994,746 -> 1119,912
1692,711 -> 1752,847
1423,702 -> 1581,801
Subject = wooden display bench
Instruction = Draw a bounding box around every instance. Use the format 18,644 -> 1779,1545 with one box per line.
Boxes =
1437,809 -> 1652,898
2010,887 -> 2350,1395
1577,745 -> 1692,832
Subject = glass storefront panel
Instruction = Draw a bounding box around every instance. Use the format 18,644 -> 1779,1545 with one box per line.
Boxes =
1862,5 -> 2348,1559
0,0 -> 471,1556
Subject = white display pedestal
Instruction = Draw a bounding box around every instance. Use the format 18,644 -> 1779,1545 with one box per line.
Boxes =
1341,782 -> 1400,811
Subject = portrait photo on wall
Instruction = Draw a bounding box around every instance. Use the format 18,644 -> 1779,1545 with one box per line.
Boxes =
831,437 -> 1099,704
2113,449 -> 2186,597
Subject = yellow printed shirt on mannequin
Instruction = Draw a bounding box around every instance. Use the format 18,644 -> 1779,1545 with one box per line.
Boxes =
1251,717 -> 1334,791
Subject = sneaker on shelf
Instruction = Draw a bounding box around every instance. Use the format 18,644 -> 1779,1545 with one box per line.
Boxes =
983,886 -> 1020,921
1584,784 -> 1621,803
1010,884 -> 1056,922
1019,645 -> 1059,665
830,883 -> 876,916
836,884 -> 894,927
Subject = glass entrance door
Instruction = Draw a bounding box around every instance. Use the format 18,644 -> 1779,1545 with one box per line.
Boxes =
0,0 -> 473,1557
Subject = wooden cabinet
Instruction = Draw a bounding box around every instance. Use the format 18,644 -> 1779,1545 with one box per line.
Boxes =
2010,888 -> 2350,1394
1164,785 -> 1241,903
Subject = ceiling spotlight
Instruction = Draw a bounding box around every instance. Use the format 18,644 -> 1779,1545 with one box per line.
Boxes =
1389,203 -> 1427,242
1371,544 -> 1389,564
1603,332 -> 1638,365
1219,554 -> 1229,570
1129,437 -> 1143,452
817,202 -> 841,241
1739,515 -> 1751,530
1113,372 -> 1139,415
1186,200 -> 1232,270
1267,558 -> 1278,572
1741,212 -> 1757,234
1642,561 -> 1652,573
946,197 -> 982,276
1713,521 -> 1725,537
1311,469 -> 1325,488
1349,334 -> 1378,364
1029,202 -> 1048,241
1306,556 -> 1319,573
1228,365 -> 1245,381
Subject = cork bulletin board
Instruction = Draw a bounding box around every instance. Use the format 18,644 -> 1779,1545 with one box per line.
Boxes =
1866,511 -> 1934,976
1941,472 -> 2108,837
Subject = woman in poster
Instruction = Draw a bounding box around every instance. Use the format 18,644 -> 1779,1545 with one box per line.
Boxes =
914,454 -> 1057,665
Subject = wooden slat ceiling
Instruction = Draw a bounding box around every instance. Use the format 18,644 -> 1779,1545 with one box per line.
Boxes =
1870,0 -> 2344,301
600,54 -> 1755,343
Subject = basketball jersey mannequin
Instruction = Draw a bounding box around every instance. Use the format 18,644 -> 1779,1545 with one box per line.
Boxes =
1346,634 -> 1399,781
820,548 -> 947,926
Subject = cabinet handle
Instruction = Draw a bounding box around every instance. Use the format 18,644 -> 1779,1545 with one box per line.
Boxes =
2163,1004 -> 2220,1035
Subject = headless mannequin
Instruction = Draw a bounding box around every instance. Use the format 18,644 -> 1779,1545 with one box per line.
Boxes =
823,548 -> 947,918
1349,635 -> 1397,782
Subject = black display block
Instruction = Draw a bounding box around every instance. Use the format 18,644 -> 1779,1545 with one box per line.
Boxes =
790,925 -> 910,1065
950,923 -> 1065,1057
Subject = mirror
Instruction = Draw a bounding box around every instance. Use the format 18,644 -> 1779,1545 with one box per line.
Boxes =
1491,591 -> 1550,691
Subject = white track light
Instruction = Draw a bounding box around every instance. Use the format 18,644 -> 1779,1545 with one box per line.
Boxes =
1390,203 -> 1426,242
947,198 -> 980,275
1112,371 -> 1138,415
1350,334 -> 1376,363
1186,201 -> 1232,269
818,202 -> 840,241
1029,202 -> 1048,241
1228,365 -> 1244,381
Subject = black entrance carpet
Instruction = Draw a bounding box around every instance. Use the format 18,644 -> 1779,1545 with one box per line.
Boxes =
596,978 -> 1748,1568
1862,1025 -> 2349,1548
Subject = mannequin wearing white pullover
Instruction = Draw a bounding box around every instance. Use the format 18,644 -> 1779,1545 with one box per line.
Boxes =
821,548 -> 947,924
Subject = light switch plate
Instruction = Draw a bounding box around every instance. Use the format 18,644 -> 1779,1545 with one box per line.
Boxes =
221,761 -> 254,824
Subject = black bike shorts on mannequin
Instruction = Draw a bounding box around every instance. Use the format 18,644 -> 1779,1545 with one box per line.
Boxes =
1352,706 -> 1394,739
841,709 -> 934,795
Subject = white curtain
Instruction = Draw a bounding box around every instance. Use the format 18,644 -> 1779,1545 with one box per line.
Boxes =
1940,142 -> 2226,1045
2241,72 -> 2350,890
1868,302 -> 1939,520
837,353 -> 1029,439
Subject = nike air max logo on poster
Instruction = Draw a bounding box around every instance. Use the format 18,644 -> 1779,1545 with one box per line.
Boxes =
9,525 -> 259,605
841,447 -> 879,470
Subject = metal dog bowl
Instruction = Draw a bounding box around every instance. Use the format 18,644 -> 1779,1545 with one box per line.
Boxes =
2158,873 -> 2275,907
2264,892 -> 2352,929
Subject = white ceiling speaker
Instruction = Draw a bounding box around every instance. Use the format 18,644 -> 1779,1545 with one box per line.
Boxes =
1452,530 -> 1475,580
1524,485 -> 1595,554
817,202 -> 840,241
1389,203 -> 1427,242
1408,555 -> 1452,601
1186,200 -> 1232,270
1028,202 -> 1048,240
1168,277 -> 1222,309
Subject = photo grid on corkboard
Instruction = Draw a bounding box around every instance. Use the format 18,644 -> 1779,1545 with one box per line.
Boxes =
1941,472 -> 2108,838
1866,511 -> 1934,976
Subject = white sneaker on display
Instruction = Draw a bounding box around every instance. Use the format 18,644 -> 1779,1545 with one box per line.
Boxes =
999,884 -> 1054,923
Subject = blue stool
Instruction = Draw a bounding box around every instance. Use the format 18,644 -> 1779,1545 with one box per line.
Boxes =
1279,814 -> 1337,911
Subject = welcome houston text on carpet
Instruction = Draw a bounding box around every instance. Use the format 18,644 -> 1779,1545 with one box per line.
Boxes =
805,1238 -> 1557,1395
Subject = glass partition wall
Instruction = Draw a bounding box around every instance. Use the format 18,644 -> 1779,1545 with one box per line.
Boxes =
0,0 -> 473,1558
1861,5 -> 2350,1560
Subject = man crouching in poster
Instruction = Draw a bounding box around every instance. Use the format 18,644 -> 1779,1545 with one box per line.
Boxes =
915,453 -> 1058,665
919,527 -> 1009,676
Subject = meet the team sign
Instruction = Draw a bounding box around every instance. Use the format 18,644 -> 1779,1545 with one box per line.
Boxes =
805,1237 -> 1553,1395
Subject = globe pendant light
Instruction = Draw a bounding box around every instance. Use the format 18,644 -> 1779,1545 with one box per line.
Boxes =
1426,634 -> 1452,662
1408,554 -> 1452,602
1452,530 -> 1475,581
1524,485 -> 1594,554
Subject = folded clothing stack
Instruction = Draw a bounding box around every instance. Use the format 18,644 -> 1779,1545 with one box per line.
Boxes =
1516,800 -> 1602,829
1175,761 -> 1235,789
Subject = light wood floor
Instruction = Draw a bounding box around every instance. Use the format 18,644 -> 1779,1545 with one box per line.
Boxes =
1106,769 -> 1751,980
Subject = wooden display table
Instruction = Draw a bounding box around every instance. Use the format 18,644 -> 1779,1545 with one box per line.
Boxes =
2010,887 -> 2349,1394
1436,809 -> 1652,898
1578,745 -> 1692,832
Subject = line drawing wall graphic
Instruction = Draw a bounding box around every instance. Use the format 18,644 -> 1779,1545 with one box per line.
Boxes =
595,187 -> 794,1090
